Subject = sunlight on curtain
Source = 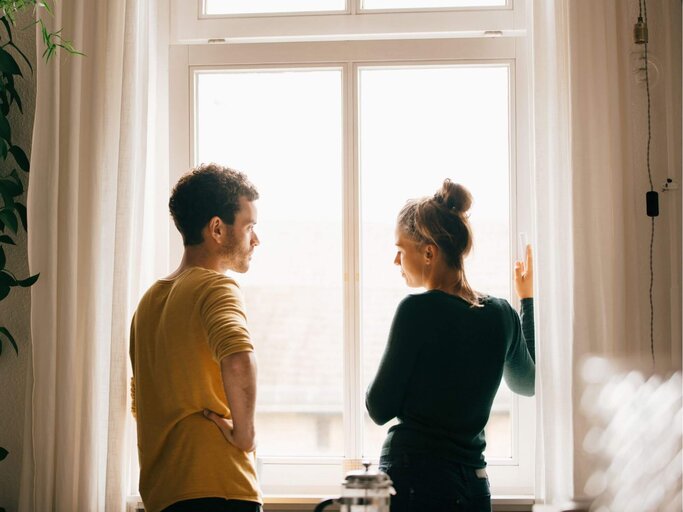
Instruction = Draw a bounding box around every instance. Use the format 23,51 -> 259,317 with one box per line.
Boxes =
527,0 -> 574,505
22,1 -> 169,510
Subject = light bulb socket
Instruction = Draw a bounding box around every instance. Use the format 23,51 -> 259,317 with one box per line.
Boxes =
634,17 -> 648,44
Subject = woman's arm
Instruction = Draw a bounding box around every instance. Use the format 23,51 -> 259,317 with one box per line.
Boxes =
365,297 -> 422,425
504,245 -> 535,396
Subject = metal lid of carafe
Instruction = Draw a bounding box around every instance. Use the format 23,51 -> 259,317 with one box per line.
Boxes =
343,461 -> 393,490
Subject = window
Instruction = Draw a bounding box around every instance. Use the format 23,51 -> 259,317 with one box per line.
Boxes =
358,64 -> 513,460
203,0 -> 345,16
164,0 -> 534,499
196,68 -> 345,456
362,0 -> 508,10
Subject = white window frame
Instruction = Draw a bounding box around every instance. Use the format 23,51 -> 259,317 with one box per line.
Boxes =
171,0 -> 524,44
164,0 -> 535,502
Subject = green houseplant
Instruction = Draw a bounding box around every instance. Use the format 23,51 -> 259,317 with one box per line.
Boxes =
0,2 -> 80,509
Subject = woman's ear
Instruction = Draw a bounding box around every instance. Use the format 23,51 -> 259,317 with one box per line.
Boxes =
424,244 -> 437,264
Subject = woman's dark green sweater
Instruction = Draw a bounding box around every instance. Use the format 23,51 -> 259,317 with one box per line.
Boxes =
366,291 -> 535,468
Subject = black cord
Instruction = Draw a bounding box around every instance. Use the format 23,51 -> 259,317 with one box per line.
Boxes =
649,217 -> 655,365
642,0 -> 655,365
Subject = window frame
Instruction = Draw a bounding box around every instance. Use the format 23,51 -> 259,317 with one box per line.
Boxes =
171,0 -> 524,45
196,0 -> 513,18
164,0 -> 535,499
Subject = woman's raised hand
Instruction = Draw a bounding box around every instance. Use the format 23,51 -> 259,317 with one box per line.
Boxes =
514,245 -> 533,299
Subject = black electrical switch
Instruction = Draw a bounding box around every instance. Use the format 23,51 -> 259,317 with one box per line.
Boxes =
646,191 -> 659,217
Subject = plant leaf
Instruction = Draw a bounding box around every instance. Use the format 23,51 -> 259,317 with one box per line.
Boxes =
3,74 -> 24,114
8,82 -> 23,113
4,72 -> 14,91
0,447 -> 8,461
0,190 -> 14,210
0,113 -> 10,143
0,234 -> 15,245
8,41 -> 33,74
0,270 -> 16,287
9,146 -> 29,172
1,16 -> 14,42
0,327 -> 17,355
0,209 -> 17,233
0,178 -> 21,197
15,202 -> 26,231
41,1 -> 55,16
17,273 -> 39,287
0,88 -> 8,117
0,283 -> 9,301
0,47 -> 21,76
0,246 -> 5,269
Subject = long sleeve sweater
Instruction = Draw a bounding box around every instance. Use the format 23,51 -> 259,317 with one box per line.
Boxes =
366,292 -> 535,468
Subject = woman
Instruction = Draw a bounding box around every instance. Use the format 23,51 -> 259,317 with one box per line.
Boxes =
366,179 -> 535,512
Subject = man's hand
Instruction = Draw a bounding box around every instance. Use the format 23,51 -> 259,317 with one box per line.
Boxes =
204,409 -> 238,446
205,351 -> 258,452
514,244 -> 533,299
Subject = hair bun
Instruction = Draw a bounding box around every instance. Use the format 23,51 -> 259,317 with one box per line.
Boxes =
435,179 -> 472,214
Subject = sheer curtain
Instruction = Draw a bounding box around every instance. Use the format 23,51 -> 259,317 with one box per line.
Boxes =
21,1 -> 169,510
568,0 -> 681,498
528,0 -> 575,505
530,0 -> 681,506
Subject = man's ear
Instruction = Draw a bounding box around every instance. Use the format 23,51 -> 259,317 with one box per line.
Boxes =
207,216 -> 224,243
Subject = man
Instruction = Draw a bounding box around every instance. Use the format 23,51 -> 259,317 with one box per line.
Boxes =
130,163 -> 262,512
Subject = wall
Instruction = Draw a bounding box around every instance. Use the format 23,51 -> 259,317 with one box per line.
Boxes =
571,0 -> 682,500
0,10 -> 36,512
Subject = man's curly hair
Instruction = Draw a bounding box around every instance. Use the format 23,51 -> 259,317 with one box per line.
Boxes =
169,163 -> 259,246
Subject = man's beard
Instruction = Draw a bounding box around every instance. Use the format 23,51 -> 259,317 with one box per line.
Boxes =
220,229 -> 250,273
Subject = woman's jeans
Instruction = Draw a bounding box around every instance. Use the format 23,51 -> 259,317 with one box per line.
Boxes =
161,498 -> 262,512
379,453 -> 492,512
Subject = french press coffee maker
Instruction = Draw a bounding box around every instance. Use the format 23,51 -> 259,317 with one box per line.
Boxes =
314,461 -> 395,512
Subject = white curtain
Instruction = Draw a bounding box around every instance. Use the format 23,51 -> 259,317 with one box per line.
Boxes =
568,0 -> 681,498
530,0 -> 681,506
528,0 -> 575,505
21,1 -> 169,510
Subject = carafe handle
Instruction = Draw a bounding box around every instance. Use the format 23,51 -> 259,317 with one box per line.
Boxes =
313,498 -> 337,512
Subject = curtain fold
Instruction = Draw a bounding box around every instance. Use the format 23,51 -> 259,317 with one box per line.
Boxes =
528,0 -> 575,505
21,1 -> 169,510
568,0 -> 681,498
531,0 -> 681,505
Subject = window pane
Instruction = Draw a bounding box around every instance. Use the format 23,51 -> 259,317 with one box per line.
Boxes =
363,0 -> 505,9
196,69 -> 344,456
205,0 -> 346,15
359,65 -> 512,460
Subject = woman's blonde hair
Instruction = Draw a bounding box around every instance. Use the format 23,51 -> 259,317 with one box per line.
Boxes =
397,179 -> 481,306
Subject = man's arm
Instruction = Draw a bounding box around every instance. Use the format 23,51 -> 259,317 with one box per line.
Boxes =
205,350 -> 258,452
129,316 -> 137,419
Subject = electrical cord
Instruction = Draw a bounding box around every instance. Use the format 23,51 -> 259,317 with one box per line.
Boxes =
639,0 -> 656,365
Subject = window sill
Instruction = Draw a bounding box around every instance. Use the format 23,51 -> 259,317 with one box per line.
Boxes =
263,495 -> 535,511
128,494 -> 534,511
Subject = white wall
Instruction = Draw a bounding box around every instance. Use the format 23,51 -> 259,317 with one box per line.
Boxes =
0,10 -> 36,512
